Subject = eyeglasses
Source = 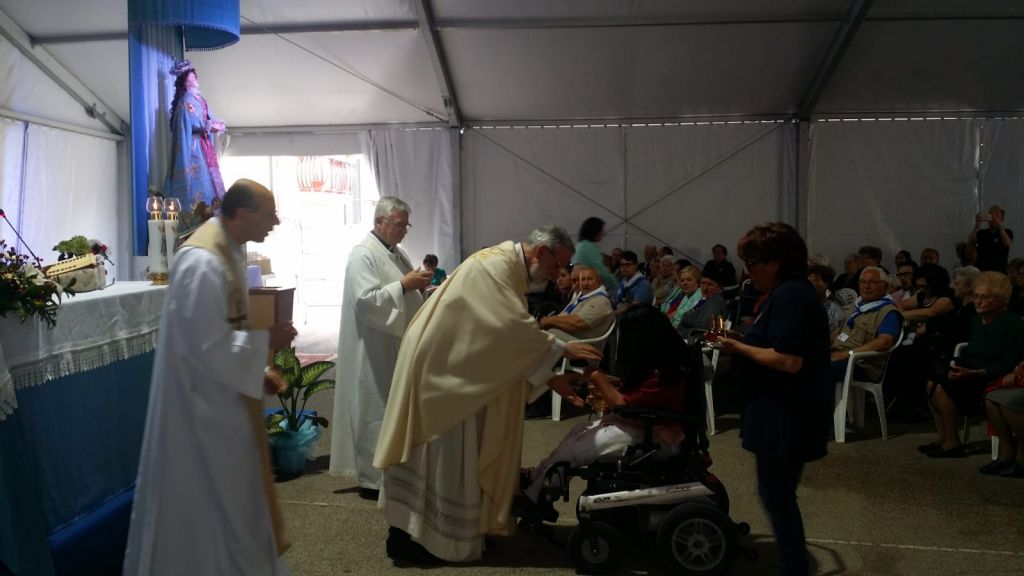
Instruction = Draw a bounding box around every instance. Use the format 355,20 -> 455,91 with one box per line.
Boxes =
859,279 -> 887,286
742,258 -> 765,268
385,218 -> 412,230
896,271 -> 913,277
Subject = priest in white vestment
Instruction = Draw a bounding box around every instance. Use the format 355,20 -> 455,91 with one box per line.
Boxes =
374,225 -> 603,564
329,197 -> 430,499
124,180 -> 298,576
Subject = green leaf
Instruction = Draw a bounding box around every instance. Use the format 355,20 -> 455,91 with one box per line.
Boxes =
300,361 -> 334,387
265,413 -> 286,432
314,416 -> 329,428
302,379 -> 335,402
267,427 -> 288,437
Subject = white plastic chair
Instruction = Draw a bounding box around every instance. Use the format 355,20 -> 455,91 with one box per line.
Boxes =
952,342 -> 999,460
833,327 -> 904,443
551,319 -> 616,422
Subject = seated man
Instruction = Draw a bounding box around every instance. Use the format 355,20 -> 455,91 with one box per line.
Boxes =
612,250 -> 654,314
539,265 -> 613,341
522,304 -> 687,506
830,266 -> 902,383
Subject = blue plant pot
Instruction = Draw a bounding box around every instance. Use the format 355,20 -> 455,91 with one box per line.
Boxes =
272,445 -> 308,475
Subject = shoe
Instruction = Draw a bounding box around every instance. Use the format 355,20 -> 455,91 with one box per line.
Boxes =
917,442 -> 942,455
358,487 -> 380,501
926,445 -> 966,459
998,461 -> 1024,478
979,459 -> 1013,475
386,527 -> 444,566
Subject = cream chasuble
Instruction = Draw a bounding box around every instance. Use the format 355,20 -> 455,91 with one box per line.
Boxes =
123,219 -> 289,576
374,242 -> 564,561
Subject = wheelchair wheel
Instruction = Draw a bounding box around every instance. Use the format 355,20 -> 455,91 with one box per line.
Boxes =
567,522 -> 621,574
656,502 -> 738,575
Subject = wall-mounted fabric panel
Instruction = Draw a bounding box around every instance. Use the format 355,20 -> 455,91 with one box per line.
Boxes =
461,127 -> 626,255
20,125 -> 119,277
979,120 -> 1024,261
806,119 -> 979,270
625,122 -> 795,263
462,123 -> 796,266
0,117 -> 25,247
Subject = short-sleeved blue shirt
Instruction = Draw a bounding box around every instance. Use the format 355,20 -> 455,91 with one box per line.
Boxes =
739,277 -> 832,462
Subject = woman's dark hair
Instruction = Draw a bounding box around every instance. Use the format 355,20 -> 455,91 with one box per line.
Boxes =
578,217 -> 605,242
423,254 -> 439,267
169,67 -> 197,122
615,304 -> 685,391
895,250 -> 912,264
914,263 -> 952,297
737,222 -> 808,280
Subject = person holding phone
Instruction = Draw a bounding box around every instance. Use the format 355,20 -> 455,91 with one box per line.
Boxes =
969,205 -> 1013,272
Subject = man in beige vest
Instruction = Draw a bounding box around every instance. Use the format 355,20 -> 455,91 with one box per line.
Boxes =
830,266 -> 902,383
539,265 -> 613,342
124,179 -> 297,576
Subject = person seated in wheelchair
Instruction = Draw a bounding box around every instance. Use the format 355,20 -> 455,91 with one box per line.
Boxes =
521,303 -> 688,506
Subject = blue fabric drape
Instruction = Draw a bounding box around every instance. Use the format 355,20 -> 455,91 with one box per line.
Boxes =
128,0 -> 240,51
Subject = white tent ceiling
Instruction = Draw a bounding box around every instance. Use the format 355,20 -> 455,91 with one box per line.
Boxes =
1,0 -> 1023,132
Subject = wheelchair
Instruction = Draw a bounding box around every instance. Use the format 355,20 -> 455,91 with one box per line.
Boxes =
517,340 -> 751,575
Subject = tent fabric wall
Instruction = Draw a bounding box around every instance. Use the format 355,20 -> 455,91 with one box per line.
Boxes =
979,119 -> 1024,247
461,123 -> 796,266
805,119 -> 1001,270
16,125 -> 119,277
361,128 -> 457,271
0,117 -> 25,241
0,34 -> 108,134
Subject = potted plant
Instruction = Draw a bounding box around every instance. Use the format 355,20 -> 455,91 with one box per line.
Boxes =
265,347 -> 335,475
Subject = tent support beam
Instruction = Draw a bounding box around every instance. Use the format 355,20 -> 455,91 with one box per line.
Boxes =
413,0 -> 461,128
0,6 -> 125,135
796,0 -> 874,120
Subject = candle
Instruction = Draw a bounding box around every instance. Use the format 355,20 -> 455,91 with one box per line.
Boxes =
148,219 -> 166,274
163,218 -> 179,267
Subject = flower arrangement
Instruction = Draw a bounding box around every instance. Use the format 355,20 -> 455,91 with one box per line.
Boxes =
53,235 -> 112,264
0,240 -> 68,328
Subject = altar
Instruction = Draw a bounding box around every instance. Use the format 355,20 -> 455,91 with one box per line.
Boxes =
0,282 -> 165,575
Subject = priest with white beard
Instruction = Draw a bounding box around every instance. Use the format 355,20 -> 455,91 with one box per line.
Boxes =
124,179 -> 298,576
374,225 -> 603,565
329,197 -> 431,500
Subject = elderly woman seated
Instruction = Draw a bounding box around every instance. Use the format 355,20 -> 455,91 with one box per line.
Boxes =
661,265 -> 703,329
521,304 -> 687,504
651,255 -> 677,305
920,271 -> 1024,458
676,270 -> 731,338
981,364 -> 1024,477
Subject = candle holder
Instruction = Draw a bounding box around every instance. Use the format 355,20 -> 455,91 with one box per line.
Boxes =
146,196 -> 168,285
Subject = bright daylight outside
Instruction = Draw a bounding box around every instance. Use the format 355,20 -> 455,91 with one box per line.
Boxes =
219,154 -> 380,332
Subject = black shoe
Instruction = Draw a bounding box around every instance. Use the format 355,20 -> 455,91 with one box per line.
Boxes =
917,442 -> 942,455
386,527 -> 445,566
979,459 -> 1013,475
358,487 -> 380,501
998,461 -> 1024,478
926,445 -> 966,459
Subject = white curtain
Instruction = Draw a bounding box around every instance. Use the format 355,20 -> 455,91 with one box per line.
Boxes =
806,120 -> 980,269
0,118 -> 26,247
979,119 -> 1024,258
461,123 -> 795,266
19,125 -> 120,278
360,128 -> 457,270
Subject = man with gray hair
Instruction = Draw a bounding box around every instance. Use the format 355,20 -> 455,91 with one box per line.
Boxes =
330,196 -> 432,500
830,266 -> 902,383
374,225 -> 602,565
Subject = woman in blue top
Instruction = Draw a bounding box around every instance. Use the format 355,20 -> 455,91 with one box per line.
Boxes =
573,217 -> 618,291
717,222 -> 831,576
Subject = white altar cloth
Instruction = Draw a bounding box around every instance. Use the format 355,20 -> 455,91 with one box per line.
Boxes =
0,282 -> 166,416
